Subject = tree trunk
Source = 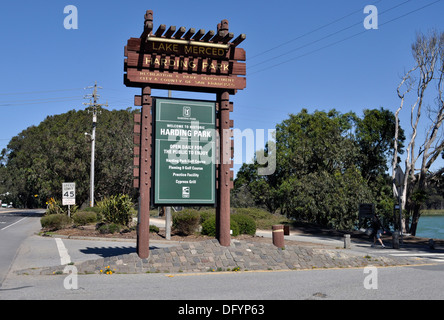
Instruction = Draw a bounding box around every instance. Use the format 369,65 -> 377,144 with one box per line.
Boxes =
409,205 -> 421,236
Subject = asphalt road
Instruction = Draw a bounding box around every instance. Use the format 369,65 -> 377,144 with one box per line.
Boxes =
1,263 -> 444,300
0,209 -> 44,288
1,208 -> 444,301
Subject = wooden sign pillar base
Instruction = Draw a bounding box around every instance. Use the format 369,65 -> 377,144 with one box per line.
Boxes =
217,91 -> 231,247
137,86 -> 152,259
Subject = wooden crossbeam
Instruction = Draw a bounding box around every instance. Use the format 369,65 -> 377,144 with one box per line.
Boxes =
211,31 -> 224,43
202,30 -> 215,42
164,26 -> 176,38
174,26 -> 186,39
154,24 -> 166,37
192,29 -> 206,41
231,34 -> 246,47
222,32 -> 234,44
183,28 -> 196,40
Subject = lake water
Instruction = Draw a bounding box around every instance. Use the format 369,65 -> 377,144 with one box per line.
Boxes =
416,216 -> 444,240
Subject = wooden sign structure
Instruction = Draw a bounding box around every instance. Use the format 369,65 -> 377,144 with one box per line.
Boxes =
125,10 -> 246,259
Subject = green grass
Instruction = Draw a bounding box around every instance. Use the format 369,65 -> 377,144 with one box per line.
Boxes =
420,209 -> 444,216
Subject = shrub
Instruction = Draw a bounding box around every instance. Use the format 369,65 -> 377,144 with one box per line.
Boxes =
46,197 -> 78,216
199,208 -> 216,224
72,211 -> 98,226
201,216 -> 239,237
150,224 -> 160,233
232,207 -> 271,220
97,194 -> 133,227
41,214 -> 72,230
97,223 -> 121,234
46,198 -> 63,215
172,209 -> 200,235
231,213 -> 257,235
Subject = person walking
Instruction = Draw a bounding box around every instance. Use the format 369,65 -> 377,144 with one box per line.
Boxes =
370,214 -> 386,248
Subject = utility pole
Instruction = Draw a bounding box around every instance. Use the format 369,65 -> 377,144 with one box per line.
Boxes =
84,81 -> 108,207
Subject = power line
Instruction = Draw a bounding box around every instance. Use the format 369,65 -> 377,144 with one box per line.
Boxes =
249,0 -> 414,71
0,96 -> 84,104
249,0 -> 442,76
0,98 -> 84,107
249,0 -> 384,61
0,88 -> 84,96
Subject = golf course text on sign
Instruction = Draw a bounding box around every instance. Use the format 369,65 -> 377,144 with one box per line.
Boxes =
62,183 -> 76,206
154,98 -> 216,205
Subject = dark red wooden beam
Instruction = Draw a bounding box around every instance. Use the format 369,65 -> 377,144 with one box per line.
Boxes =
192,29 -> 206,41
164,26 -> 176,38
154,24 -> 166,37
202,30 -> 215,42
183,28 -> 196,40
174,26 -> 186,39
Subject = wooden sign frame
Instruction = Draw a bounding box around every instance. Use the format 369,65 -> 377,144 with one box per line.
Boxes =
125,10 -> 246,259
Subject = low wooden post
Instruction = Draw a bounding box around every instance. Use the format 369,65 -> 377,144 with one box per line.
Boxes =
272,225 -> 285,248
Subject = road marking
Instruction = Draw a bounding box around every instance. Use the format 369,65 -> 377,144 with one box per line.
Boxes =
0,217 -> 27,231
387,252 -> 444,263
55,238 -> 71,265
390,253 -> 444,257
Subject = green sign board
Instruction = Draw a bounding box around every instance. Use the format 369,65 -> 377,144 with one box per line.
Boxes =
154,98 -> 216,205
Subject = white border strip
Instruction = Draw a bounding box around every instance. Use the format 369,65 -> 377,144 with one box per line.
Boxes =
55,238 -> 71,265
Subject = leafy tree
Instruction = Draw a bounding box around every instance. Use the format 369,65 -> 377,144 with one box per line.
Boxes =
1,107 -> 137,208
233,108 -> 401,230
355,108 -> 405,182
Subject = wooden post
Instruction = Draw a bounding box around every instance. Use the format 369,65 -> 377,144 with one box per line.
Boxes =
216,19 -> 232,247
272,225 -> 285,248
217,91 -> 231,246
137,86 -> 152,259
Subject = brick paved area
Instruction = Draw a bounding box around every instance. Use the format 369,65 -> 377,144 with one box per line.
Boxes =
18,239 -> 428,276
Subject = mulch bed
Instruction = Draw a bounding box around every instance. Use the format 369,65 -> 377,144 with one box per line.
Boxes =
48,224 -> 335,248
47,220 -> 443,250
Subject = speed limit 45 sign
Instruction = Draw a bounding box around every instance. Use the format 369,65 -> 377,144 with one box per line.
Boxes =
62,183 -> 76,205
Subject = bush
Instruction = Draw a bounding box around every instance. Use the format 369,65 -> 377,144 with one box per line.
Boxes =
41,214 -> 72,230
201,216 -> 239,237
150,225 -> 159,233
232,207 -> 271,220
72,211 -> 98,226
199,208 -> 216,224
231,213 -> 257,235
97,223 -> 121,234
172,209 -> 201,235
97,194 -> 134,227
45,197 -> 78,216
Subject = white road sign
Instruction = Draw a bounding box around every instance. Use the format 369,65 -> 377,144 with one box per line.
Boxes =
62,183 -> 76,206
